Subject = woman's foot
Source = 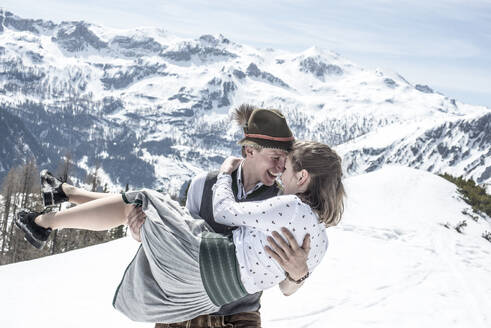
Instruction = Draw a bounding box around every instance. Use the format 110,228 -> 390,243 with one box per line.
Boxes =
15,210 -> 52,249
40,170 -> 69,207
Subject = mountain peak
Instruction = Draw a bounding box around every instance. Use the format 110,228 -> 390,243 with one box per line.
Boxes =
54,21 -> 108,52
0,10 -> 489,192
0,9 -> 57,34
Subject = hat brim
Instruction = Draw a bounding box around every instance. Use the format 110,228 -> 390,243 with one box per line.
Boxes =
238,137 -> 293,152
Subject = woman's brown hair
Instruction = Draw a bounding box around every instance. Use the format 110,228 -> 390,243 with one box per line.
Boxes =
290,141 -> 346,227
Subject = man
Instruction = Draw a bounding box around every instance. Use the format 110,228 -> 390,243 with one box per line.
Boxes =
128,104 -> 311,328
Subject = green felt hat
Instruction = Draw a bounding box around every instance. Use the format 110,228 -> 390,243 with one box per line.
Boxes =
238,108 -> 294,152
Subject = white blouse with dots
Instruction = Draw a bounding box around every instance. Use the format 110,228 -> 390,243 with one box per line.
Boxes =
212,173 -> 329,294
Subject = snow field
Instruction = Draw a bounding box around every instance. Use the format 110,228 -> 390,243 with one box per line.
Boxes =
0,166 -> 490,328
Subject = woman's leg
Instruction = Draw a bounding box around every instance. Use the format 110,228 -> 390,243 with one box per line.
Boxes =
35,194 -> 131,231
62,183 -> 114,205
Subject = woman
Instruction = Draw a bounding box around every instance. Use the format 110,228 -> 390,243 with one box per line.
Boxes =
15,141 -> 345,323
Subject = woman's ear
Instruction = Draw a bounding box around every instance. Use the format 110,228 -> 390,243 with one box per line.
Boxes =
297,169 -> 310,187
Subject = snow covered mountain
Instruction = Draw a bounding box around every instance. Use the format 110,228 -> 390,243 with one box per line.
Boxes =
0,167 -> 490,328
0,10 -> 489,193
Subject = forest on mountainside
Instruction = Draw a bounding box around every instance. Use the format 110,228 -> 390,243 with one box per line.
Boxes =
0,155 -> 128,265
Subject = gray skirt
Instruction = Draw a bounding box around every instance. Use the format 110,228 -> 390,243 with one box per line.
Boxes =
112,189 -> 220,323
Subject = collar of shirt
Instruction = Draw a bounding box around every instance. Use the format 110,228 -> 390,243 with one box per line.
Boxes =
236,161 -> 263,200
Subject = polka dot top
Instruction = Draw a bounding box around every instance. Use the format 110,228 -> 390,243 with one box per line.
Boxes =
212,173 -> 328,294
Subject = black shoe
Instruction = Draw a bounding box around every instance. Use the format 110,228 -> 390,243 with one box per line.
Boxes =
15,210 -> 52,249
40,169 -> 69,207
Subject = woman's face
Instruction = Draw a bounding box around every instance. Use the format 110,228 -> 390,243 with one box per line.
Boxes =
280,156 -> 301,195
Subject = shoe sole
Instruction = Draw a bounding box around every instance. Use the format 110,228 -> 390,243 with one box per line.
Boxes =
42,191 -> 57,208
40,170 -> 61,207
15,216 -> 44,249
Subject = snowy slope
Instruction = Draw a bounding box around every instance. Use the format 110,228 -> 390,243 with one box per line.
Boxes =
0,9 -> 490,194
0,238 -> 146,328
1,167 -> 490,328
262,167 -> 491,328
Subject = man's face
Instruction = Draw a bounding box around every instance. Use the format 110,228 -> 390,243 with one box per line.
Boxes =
246,147 -> 288,186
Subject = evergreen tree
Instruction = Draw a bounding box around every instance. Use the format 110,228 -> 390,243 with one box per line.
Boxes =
439,173 -> 491,216
0,168 -> 16,264
3,160 -> 45,264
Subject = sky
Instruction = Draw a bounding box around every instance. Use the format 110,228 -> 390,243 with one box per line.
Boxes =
2,0 -> 491,108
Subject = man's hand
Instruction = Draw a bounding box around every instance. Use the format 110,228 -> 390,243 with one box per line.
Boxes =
265,227 -> 311,281
219,156 -> 242,175
126,205 -> 146,242
265,227 -> 311,296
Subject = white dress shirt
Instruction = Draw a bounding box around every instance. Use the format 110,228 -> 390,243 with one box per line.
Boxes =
212,173 -> 328,294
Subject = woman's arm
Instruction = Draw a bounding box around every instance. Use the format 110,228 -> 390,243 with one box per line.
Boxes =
213,156 -> 305,232
212,173 -> 301,231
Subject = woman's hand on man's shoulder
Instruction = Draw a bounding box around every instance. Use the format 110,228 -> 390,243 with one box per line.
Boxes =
219,156 -> 242,175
